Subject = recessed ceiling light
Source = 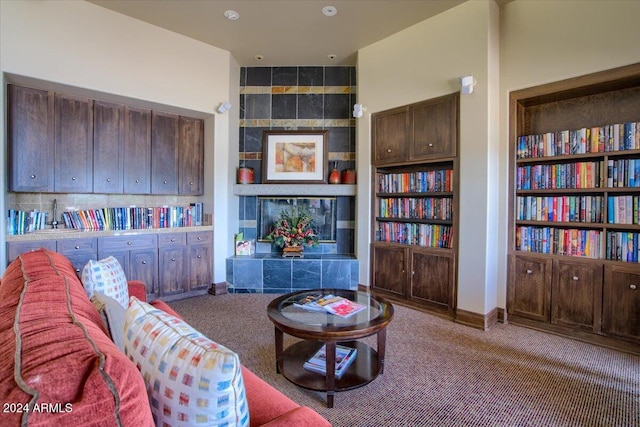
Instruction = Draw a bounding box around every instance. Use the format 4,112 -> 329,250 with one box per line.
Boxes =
224,10 -> 240,20
322,6 -> 337,17
254,55 -> 264,61
328,54 -> 337,60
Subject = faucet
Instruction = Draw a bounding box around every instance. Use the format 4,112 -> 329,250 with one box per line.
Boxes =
49,199 -> 59,229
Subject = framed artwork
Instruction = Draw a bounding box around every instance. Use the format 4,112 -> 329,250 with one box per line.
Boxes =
262,130 -> 329,184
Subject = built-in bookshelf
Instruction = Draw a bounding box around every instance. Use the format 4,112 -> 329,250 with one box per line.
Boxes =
370,93 -> 459,318
508,63 -> 640,352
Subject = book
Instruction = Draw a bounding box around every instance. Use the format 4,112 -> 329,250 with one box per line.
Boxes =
303,344 -> 357,379
322,297 -> 367,318
292,293 -> 327,312
293,294 -> 367,318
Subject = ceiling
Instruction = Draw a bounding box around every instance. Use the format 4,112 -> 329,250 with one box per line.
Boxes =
86,0 -> 510,67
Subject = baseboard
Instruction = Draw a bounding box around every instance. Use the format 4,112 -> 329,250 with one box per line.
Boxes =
455,307 -> 498,331
208,282 -> 228,295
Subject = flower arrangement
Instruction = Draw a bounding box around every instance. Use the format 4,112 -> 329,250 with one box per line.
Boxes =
265,207 -> 319,249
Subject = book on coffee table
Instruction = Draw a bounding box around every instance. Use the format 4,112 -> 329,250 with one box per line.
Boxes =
294,294 -> 367,318
303,344 -> 357,379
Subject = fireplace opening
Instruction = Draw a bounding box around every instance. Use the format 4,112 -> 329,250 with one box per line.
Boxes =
257,197 -> 337,242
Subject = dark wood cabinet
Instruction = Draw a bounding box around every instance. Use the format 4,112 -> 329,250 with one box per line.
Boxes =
7,85 -> 55,192
57,237 -> 98,275
93,101 -> 125,193
370,93 -> 459,317
151,112 -> 179,195
188,231 -> 213,291
124,106 -> 152,194
507,63 -> 640,350
54,93 -> 93,193
158,233 -> 187,297
7,240 -> 56,263
179,117 -> 204,195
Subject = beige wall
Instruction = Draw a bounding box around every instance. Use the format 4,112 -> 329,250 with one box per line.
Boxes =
357,0 -> 500,315
0,0 -> 239,281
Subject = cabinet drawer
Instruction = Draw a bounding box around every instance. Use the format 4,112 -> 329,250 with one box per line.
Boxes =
7,240 -> 56,264
187,231 -> 212,245
57,237 -> 98,253
159,233 -> 187,247
98,234 -> 157,252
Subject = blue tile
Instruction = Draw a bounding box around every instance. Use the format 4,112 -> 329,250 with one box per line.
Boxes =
299,67 -> 323,86
298,94 -> 323,119
273,67 -> 298,86
292,260 -> 321,289
234,259 -> 263,290
328,128 -> 350,152
350,260 -> 360,289
246,67 -> 272,86
245,127 -> 268,152
322,260 -> 351,289
324,94 -> 350,119
325,67 -> 351,86
226,258 -> 234,284
245,94 -> 271,119
272,94 -> 297,119
264,259 -> 292,290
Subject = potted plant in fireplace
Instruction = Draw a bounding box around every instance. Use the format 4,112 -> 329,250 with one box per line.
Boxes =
265,207 -> 319,257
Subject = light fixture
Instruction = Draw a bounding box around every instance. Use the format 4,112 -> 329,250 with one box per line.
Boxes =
353,103 -> 366,118
459,75 -> 476,95
217,101 -> 232,114
224,10 -> 240,20
254,54 -> 264,61
322,6 -> 337,16
328,54 -> 337,60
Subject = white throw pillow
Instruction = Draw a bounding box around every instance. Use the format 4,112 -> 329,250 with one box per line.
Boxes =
124,297 -> 250,427
81,256 -> 129,309
92,291 -> 126,351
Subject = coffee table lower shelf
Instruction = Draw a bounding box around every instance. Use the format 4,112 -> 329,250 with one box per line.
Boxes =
280,340 -> 380,396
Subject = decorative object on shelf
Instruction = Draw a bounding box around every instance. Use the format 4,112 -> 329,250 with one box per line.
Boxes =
328,162 -> 341,184
262,130 -> 329,184
264,206 -> 319,257
341,169 -> 356,184
237,166 -> 254,184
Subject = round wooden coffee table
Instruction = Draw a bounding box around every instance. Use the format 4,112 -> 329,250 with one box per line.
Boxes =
267,289 -> 394,408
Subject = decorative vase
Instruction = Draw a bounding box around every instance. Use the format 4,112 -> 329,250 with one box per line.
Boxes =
329,162 -> 341,184
341,169 -> 356,184
282,246 -> 304,258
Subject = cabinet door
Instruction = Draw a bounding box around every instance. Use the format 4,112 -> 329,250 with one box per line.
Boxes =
508,254 -> 551,322
151,112 -> 179,194
372,106 -> 409,165
410,94 -> 457,160
7,240 -> 56,265
551,259 -> 603,332
179,117 -> 204,195
371,245 -> 407,298
57,238 -> 98,275
123,106 -> 151,194
93,101 -> 124,193
8,85 -> 54,192
54,93 -> 93,192
410,249 -> 454,310
189,244 -> 212,291
129,248 -> 159,298
159,246 -> 187,296
603,264 -> 640,343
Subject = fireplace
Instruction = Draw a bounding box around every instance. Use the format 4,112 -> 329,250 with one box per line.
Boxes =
258,197 -> 337,242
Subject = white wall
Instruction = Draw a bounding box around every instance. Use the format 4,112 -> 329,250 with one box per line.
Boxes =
357,0 -> 499,315
0,0 -> 237,282
497,0 -> 640,310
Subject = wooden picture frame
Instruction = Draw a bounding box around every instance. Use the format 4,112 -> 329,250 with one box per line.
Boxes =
262,130 -> 329,184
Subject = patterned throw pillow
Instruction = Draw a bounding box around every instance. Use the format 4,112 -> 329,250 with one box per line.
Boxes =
91,292 -> 127,351
81,256 -> 129,308
124,298 -> 250,427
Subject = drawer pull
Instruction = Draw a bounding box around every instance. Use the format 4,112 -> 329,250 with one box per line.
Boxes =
572,276 -> 579,281
135,179 -> 140,183
190,182 -> 194,186
142,261 -> 147,265
387,148 -> 392,153
106,178 -> 112,182
526,269 -> 532,274
197,255 -> 202,259
171,258 -> 176,262
170,238 -> 176,242
127,241 -> 132,245
630,284 -> 637,290
428,143 -> 434,147
72,177 -> 77,181
75,268 -> 81,273
75,245 -> 80,250
164,180 -> 168,184
197,237 -> 202,240
30,174 -> 36,179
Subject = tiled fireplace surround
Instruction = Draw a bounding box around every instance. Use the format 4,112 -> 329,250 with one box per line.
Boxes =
227,66 -> 359,293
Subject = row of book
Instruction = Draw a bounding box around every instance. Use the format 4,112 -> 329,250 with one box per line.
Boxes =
376,170 -> 453,194
516,195 -> 604,224
303,344 -> 357,379
6,209 -> 49,235
516,161 -> 603,190
516,122 -> 640,159
606,232 -> 640,262
376,222 -> 453,248
378,197 -> 453,221
607,195 -> 640,225
515,226 -> 602,258
61,203 -> 204,231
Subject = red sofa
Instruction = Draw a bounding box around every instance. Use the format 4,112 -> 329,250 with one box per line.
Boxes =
0,249 -> 330,427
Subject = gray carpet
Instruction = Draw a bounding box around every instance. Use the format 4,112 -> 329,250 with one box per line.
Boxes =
169,293 -> 640,427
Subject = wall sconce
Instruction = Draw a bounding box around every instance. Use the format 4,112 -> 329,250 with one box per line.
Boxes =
459,75 -> 476,95
353,103 -> 367,118
217,101 -> 232,114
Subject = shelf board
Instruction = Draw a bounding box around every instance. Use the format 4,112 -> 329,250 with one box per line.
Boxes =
233,184 -> 356,196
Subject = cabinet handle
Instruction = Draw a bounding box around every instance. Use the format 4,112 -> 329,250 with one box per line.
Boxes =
171,258 -> 176,262
127,241 -> 132,245
75,268 -> 81,273
526,269 -> 532,274
197,237 -> 202,240
164,180 -> 168,184
630,284 -> 637,290
387,148 -> 392,153
190,182 -> 194,186
135,179 -> 140,183
72,177 -> 76,181
142,261 -> 147,265
197,255 -> 202,259
170,238 -> 176,242
74,245 -> 80,250
428,143 -> 434,147
30,174 -> 36,179
572,276 -> 579,281
106,178 -> 111,182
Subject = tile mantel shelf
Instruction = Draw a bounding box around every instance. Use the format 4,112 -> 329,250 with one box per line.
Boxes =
233,184 -> 357,196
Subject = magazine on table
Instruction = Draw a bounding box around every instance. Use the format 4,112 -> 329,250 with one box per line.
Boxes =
303,344 -> 357,379
293,293 -> 367,318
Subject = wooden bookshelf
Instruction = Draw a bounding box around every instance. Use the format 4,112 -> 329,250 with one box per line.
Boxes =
370,93 -> 459,317
508,63 -> 640,353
